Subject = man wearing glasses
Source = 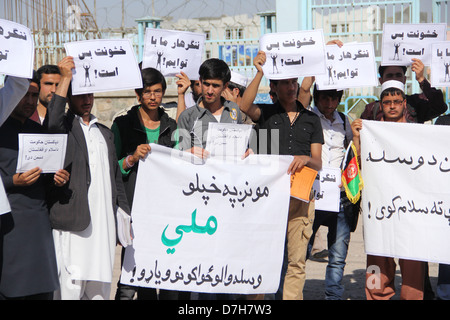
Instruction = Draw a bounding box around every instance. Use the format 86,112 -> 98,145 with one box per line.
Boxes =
360,59 -> 447,124
351,80 -> 426,300
111,67 -> 181,300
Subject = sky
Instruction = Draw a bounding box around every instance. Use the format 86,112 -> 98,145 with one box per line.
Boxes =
0,0 -> 441,30
91,0 -> 277,29
89,0 -> 439,29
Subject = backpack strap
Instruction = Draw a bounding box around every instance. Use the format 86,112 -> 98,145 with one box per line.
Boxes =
338,111 -> 349,148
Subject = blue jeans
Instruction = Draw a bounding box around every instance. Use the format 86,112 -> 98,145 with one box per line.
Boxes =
437,264 -> 450,300
307,203 -> 351,300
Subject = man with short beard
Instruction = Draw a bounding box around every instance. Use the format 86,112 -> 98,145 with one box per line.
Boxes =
30,65 -> 61,125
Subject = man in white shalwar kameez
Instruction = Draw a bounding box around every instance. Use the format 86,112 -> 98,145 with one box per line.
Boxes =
53,114 -> 117,300
47,56 -> 131,300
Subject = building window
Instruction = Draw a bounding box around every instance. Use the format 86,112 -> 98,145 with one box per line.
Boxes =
225,28 -> 244,40
331,24 -> 337,33
266,18 -> 272,32
205,30 -> 211,40
341,24 -> 349,33
237,28 -> 244,39
225,29 -> 232,40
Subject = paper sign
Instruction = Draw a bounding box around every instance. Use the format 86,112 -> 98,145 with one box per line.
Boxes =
260,29 -> 327,80
315,42 -> 378,90
0,19 -> 34,78
16,134 -> 67,173
290,166 -> 318,202
430,42 -> 450,87
142,28 -> 205,80
312,167 -> 341,212
381,23 -> 447,66
205,122 -> 252,158
64,39 -> 142,95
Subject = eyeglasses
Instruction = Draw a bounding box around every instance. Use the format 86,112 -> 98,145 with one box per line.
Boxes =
381,99 -> 405,107
142,90 -> 163,98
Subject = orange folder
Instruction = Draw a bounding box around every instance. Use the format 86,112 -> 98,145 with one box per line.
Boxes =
290,167 -> 318,202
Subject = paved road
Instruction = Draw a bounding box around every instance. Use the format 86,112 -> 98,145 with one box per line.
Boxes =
303,218 -> 439,300
110,217 -> 439,300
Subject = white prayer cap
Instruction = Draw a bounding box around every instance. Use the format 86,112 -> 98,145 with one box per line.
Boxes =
381,80 -> 405,94
230,71 -> 249,88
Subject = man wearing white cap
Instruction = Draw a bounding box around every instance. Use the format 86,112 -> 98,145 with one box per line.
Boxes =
360,60 -> 447,123
351,80 -> 426,300
378,80 -> 408,122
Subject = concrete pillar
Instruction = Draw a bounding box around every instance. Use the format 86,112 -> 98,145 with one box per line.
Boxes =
276,0 -> 311,32
135,16 -> 163,62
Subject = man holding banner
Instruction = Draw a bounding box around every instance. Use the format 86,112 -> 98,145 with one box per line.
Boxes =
177,58 -> 244,157
240,51 -> 324,300
352,80 -> 426,300
111,67 -> 180,300
433,115 -> 450,300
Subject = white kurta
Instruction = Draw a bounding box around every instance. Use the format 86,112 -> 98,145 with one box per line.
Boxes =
53,115 -> 116,283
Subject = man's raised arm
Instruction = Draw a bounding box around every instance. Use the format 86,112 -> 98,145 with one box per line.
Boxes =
240,51 -> 267,122
46,56 -> 74,133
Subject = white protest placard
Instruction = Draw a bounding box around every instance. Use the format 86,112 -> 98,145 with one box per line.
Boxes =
16,134 -> 67,173
315,42 -> 378,90
260,29 -> 327,80
0,19 -> 34,78
120,144 -> 292,294
360,121 -> 450,264
381,23 -> 447,66
64,39 -> 142,95
312,167 -> 341,213
430,42 -> 450,87
142,28 -> 205,80
205,122 -> 252,158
